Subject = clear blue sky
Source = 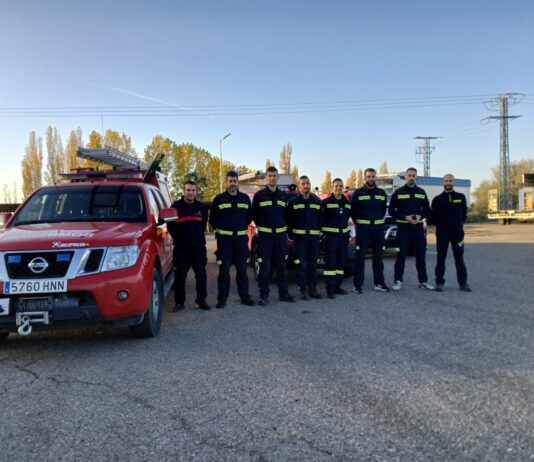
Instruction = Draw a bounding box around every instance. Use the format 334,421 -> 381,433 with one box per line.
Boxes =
1,0 -> 533,200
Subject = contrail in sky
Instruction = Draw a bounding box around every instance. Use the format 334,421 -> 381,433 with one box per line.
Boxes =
72,77 -> 213,117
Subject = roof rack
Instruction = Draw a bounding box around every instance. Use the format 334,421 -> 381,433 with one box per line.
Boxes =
77,146 -> 149,171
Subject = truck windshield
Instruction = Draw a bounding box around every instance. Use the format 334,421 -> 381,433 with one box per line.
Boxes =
12,185 -> 147,225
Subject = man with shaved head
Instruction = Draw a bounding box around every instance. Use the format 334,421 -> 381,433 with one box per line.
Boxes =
431,174 -> 470,292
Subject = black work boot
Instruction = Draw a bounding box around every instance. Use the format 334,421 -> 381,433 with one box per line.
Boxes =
308,285 -> 322,299
300,286 -> 310,301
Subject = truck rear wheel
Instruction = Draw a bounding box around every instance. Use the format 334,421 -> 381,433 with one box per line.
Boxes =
130,268 -> 163,338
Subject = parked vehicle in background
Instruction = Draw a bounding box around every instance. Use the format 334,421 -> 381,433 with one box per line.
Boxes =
0,148 -> 176,340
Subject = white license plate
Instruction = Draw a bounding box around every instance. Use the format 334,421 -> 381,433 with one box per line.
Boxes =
3,279 -> 67,295
0,298 -> 9,315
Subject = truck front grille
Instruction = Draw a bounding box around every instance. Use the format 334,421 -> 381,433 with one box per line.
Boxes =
5,252 -> 74,279
84,249 -> 104,273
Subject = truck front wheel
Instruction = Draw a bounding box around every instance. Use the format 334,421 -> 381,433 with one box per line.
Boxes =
130,268 -> 163,338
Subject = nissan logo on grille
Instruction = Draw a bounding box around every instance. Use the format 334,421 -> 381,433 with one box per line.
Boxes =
28,257 -> 49,274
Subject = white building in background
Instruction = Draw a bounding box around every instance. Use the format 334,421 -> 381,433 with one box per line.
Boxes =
375,173 -> 472,207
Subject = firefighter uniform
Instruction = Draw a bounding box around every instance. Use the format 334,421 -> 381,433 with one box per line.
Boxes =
252,186 -> 292,301
388,184 -> 431,284
431,190 -> 468,288
286,193 -> 324,298
322,193 -> 351,296
209,190 -> 254,306
168,198 -> 209,307
350,184 -> 388,289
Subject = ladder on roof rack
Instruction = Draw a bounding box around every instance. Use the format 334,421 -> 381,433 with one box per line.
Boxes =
76,146 -> 149,171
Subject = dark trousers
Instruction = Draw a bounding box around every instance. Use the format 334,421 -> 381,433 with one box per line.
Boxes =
324,234 -> 348,293
293,237 -> 320,290
257,235 -> 289,299
353,226 -> 385,287
216,235 -> 251,303
393,226 -> 428,283
435,228 -> 467,286
174,246 -> 207,304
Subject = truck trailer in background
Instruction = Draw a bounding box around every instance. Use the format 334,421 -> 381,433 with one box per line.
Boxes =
488,172 -> 534,224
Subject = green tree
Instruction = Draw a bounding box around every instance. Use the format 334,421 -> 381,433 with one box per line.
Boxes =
21,131 -> 43,198
471,158 -> 534,213
346,169 -> 357,188
144,135 -> 174,176
320,171 -> 332,194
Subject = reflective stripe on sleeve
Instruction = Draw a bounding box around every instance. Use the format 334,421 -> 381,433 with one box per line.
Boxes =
326,203 -> 339,208
259,201 -> 272,207
293,204 -> 305,209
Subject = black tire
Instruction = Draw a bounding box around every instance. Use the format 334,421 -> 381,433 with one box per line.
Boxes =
130,268 -> 163,338
0,332 -> 9,341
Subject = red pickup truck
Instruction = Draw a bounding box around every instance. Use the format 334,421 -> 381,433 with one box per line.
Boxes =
0,148 -> 176,340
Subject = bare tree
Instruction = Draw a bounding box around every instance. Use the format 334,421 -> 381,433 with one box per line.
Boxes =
279,142 -> 292,173
66,127 -> 83,172
356,168 -> 364,188
320,171 -> 332,194
346,169 -> 357,188
21,131 -> 43,198
44,126 -> 66,184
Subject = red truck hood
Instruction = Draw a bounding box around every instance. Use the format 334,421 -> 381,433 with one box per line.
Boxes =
0,222 -> 144,251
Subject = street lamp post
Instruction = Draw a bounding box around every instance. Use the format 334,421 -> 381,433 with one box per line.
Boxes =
219,133 -> 231,192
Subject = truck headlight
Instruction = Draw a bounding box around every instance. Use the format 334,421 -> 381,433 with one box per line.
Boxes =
102,245 -> 140,272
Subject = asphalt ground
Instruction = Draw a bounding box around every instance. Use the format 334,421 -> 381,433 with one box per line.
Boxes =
1,223 -> 533,461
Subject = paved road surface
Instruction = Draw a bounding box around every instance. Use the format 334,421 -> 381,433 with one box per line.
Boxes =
1,223 -> 533,461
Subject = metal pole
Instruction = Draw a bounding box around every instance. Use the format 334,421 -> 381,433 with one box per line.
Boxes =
219,133 -> 231,192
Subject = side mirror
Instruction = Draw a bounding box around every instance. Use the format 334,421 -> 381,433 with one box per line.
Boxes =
159,207 -> 178,223
0,212 -> 12,229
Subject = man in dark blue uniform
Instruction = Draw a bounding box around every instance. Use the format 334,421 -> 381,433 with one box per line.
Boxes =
431,174 -> 471,292
388,167 -> 433,291
287,175 -> 324,300
168,180 -> 210,311
350,167 -> 389,293
252,166 -> 295,306
210,171 -> 256,308
322,178 -> 351,299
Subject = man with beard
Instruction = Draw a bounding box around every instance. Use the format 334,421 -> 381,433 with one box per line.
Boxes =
322,178 -> 351,299
431,174 -> 470,292
350,167 -> 389,293
210,171 -> 256,308
168,180 -> 210,311
388,167 -> 433,291
252,166 -> 296,306
286,175 -> 324,300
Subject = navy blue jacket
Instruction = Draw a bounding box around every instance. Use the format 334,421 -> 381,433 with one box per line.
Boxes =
349,184 -> 388,227
168,198 -> 208,248
431,190 -> 467,231
252,186 -> 288,235
388,184 -> 430,228
209,190 -> 252,236
322,194 -> 351,235
286,193 -> 323,239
